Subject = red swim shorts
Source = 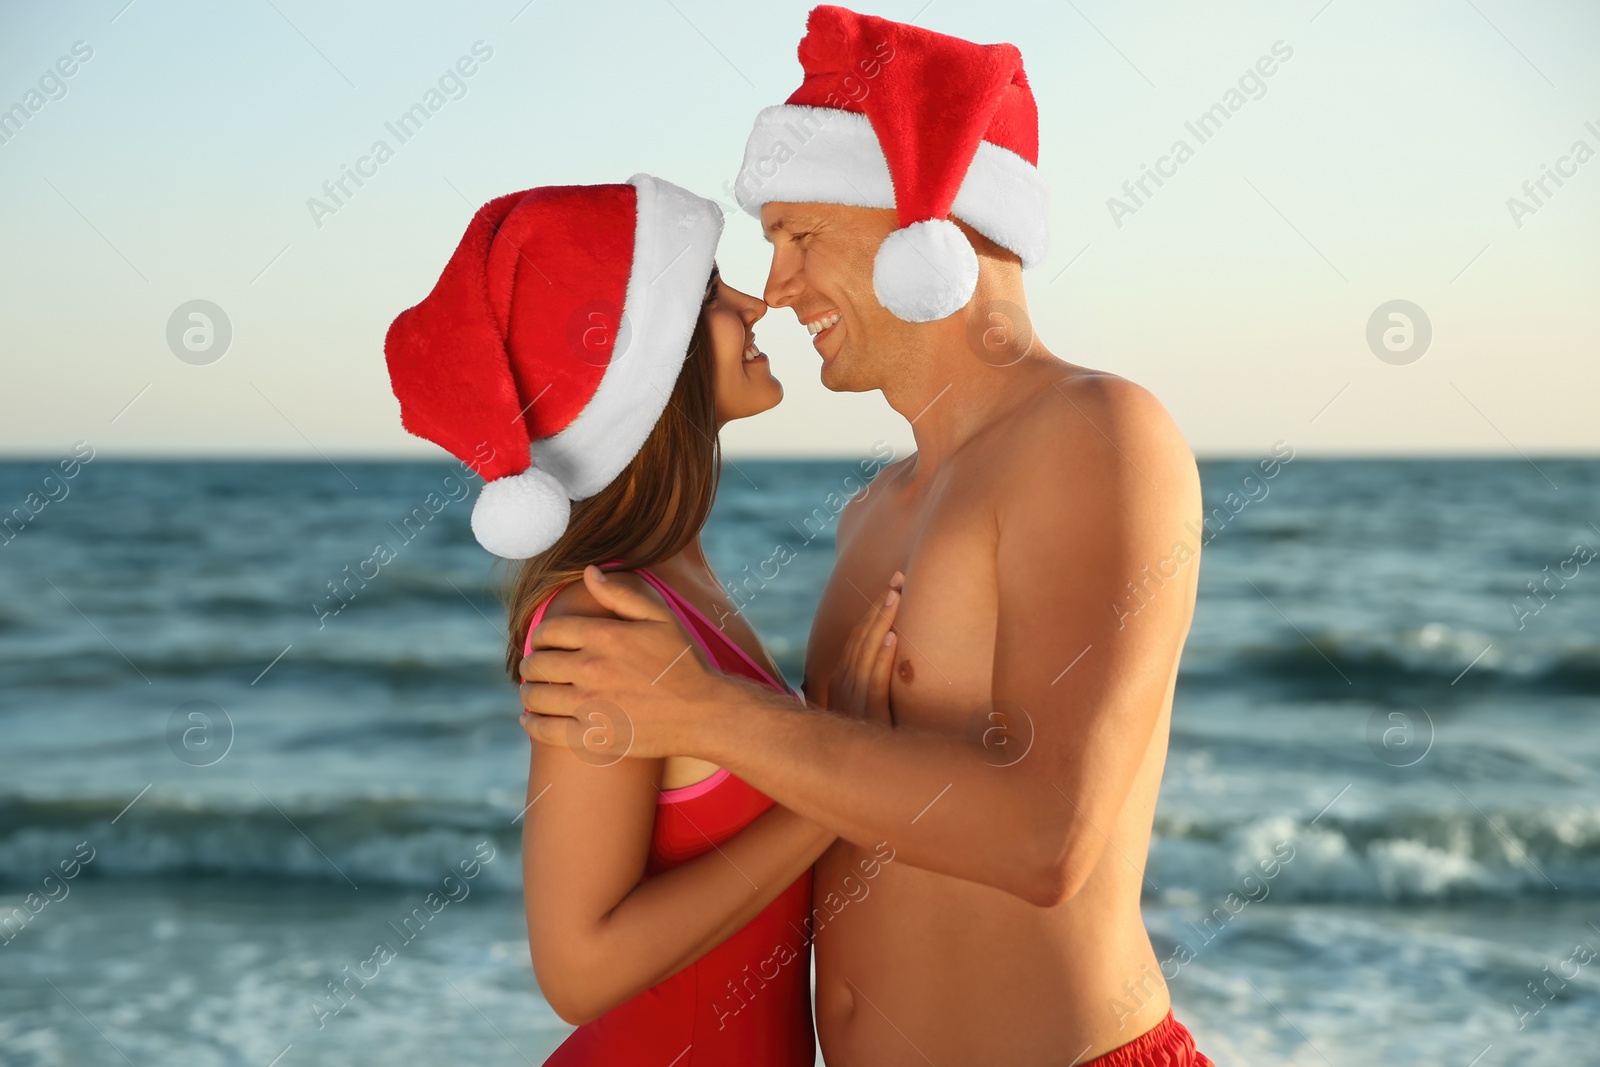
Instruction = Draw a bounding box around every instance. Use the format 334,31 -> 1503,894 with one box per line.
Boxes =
1081,1011 -> 1214,1067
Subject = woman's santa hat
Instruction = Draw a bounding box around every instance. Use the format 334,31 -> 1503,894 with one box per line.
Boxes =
733,5 -> 1047,323
384,175 -> 723,559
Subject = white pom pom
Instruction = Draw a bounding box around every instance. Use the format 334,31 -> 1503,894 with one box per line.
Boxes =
871,219 -> 980,323
470,467 -> 570,559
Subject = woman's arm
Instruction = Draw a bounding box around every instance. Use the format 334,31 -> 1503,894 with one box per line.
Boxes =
523,747 -> 832,1025
520,575 -> 835,1026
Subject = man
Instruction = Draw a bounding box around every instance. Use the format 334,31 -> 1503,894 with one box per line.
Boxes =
521,8 -> 1211,1065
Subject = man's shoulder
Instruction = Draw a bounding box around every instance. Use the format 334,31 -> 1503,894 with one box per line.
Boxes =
1030,367 -> 1179,441
981,367 -> 1198,498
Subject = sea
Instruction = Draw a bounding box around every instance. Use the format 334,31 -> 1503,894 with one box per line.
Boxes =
0,456 -> 1596,1066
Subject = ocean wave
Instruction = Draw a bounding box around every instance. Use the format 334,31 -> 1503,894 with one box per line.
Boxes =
1149,804 -> 1600,903
1184,622 -> 1600,695
12,621 -> 1589,697
0,643 -> 507,690
5,793 -> 1598,903
0,795 -> 522,892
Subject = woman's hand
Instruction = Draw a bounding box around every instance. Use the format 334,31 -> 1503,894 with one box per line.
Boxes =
827,571 -> 903,725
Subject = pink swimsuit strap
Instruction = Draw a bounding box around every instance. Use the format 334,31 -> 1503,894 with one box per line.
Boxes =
629,568 -> 794,695
521,563 -> 790,695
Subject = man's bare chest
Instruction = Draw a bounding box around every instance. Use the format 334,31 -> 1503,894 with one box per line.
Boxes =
807,485 -> 997,730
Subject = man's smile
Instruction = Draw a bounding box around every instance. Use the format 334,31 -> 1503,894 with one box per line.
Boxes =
802,309 -> 842,337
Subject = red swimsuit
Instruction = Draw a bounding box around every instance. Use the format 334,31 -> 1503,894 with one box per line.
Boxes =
529,567 -> 815,1067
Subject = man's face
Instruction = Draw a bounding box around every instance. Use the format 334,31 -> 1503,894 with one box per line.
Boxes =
759,201 -> 913,393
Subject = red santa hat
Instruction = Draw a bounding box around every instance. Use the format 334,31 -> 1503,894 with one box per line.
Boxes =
384,175 -> 723,558
733,5 -> 1046,323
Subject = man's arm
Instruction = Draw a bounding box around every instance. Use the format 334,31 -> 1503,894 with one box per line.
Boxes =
520,579 -> 834,1025
522,378 -> 1201,907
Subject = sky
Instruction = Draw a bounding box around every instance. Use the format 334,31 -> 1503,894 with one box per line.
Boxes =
1,0 -> 1596,460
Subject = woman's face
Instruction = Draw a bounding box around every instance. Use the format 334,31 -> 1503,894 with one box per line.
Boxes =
703,267 -> 782,424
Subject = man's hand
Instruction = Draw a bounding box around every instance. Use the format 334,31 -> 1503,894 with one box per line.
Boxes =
824,571 -> 902,725
518,566 -> 737,759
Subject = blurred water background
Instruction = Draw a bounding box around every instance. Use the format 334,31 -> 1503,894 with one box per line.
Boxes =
1,456 -> 1596,1066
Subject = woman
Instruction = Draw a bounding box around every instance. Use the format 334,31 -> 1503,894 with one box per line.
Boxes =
385,175 -> 897,1064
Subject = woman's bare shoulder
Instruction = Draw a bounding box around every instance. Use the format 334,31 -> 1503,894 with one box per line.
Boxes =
539,569 -> 668,622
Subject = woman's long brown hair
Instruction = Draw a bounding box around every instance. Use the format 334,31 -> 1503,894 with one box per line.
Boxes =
502,313 -> 720,678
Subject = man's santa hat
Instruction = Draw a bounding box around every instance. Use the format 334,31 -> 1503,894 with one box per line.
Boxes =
384,175 -> 722,559
733,5 -> 1046,323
